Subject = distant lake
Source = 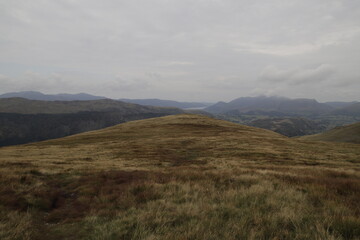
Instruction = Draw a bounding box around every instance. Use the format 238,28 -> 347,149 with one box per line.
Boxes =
184,107 -> 207,110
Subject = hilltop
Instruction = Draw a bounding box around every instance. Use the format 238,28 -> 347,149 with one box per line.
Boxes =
300,121 -> 360,144
0,114 -> 359,239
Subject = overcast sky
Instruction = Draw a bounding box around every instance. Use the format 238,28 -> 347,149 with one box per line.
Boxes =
0,0 -> 359,102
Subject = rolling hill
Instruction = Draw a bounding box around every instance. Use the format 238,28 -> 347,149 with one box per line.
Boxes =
0,114 -> 359,239
299,121 -> 360,144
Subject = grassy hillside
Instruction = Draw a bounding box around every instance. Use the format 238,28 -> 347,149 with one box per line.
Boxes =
300,121 -> 360,144
0,114 -> 359,239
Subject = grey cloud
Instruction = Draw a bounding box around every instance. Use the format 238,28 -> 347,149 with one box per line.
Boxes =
104,76 -> 150,92
0,0 -> 359,102
330,76 -> 360,87
259,64 -> 336,85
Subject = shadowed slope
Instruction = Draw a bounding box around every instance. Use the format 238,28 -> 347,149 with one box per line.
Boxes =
299,121 -> 360,144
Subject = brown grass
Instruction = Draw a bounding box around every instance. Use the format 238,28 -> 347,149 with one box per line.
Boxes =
0,114 -> 359,239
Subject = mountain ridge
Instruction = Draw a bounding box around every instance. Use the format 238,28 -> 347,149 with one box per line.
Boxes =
205,96 -> 334,115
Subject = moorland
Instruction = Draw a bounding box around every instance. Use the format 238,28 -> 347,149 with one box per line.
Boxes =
0,114 -> 359,239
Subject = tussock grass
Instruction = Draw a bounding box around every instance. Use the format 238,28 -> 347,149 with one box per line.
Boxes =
0,114 -> 359,239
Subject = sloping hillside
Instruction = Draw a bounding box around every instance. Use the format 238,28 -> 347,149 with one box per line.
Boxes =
0,114 -> 359,239
300,121 -> 360,144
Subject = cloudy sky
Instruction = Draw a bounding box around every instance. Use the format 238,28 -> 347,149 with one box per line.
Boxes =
0,0 -> 359,102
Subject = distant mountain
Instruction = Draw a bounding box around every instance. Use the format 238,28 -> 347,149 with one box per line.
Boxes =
119,98 -> 212,109
330,102 -> 360,117
299,121 -> 360,144
205,96 -> 334,116
248,117 -> 326,137
324,101 -> 359,109
0,91 -> 106,101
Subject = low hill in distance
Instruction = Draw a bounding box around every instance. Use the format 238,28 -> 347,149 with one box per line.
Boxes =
0,98 -> 184,146
205,96 -> 333,116
299,121 -> 360,144
0,91 -> 106,101
0,97 -> 182,114
0,114 -> 359,239
325,101 -> 359,109
119,98 -> 212,109
205,96 -> 360,136
0,111 -> 180,147
0,91 -> 212,109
